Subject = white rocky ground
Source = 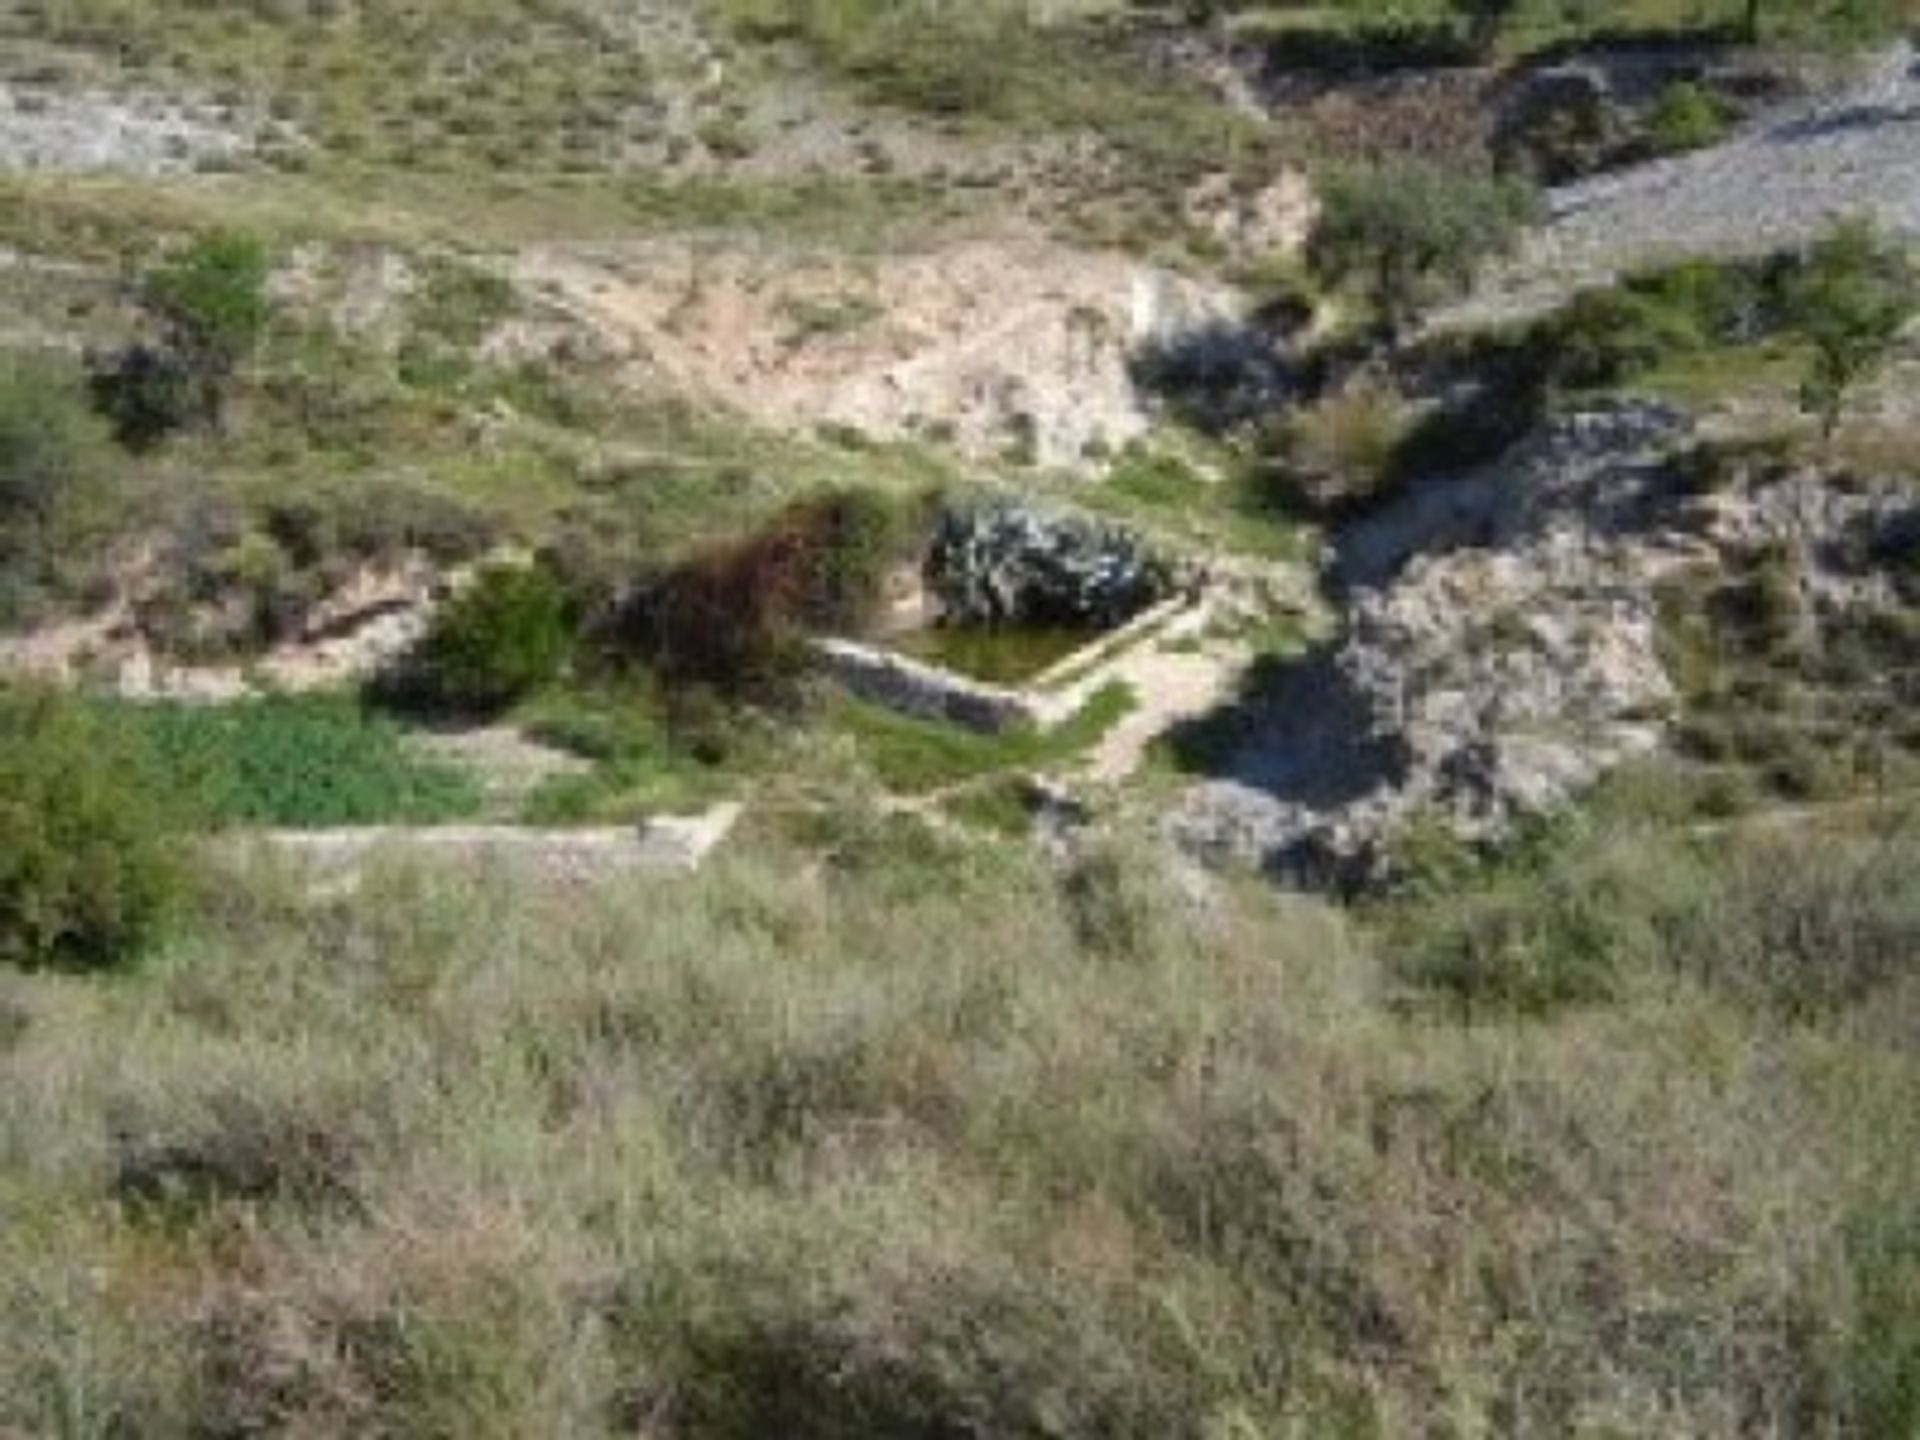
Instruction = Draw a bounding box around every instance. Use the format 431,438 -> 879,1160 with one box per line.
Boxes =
0,82 -> 260,174
1450,41 -> 1920,327
515,233 -> 1246,470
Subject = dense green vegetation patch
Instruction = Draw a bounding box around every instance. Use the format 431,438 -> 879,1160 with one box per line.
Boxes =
0,351 -> 122,627
1212,0 -> 1917,58
115,692 -> 483,828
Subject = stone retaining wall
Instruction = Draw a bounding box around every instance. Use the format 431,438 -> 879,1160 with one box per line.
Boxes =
813,638 -> 1042,734
816,595 -> 1205,735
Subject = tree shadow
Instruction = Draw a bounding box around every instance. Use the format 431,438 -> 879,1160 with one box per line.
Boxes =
1128,316 -> 1298,437
1161,646 -> 1405,810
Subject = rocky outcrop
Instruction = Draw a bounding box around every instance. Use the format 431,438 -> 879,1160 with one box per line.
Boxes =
1172,401 -> 1917,886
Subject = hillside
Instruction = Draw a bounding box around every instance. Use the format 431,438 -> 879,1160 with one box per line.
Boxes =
2,2 -> 1919,1435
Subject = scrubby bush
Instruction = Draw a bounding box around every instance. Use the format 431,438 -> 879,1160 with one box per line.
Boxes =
1530,253 -> 1775,389
7,817 -> 1916,1434
1645,78 -> 1732,155
617,487 -> 918,702
1263,373 -> 1412,515
0,687 -> 185,972
387,562 -> 573,716
1671,824 -> 1920,1017
1540,283 -> 1709,388
0,352 -> 117,623
1530,231 -> 1914,421
1388,775 -> 1920,1022
145,230 -> 272,367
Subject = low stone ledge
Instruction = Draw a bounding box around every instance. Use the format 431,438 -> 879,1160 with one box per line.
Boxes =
226,804 -> 744,889
813,638 -> 1042,734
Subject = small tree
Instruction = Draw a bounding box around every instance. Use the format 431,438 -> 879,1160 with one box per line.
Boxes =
1784,219 -> 1918,443
1308,160 -> 1536,340
92,230 -> 271,446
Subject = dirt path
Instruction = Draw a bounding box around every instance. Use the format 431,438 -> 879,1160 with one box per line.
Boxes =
1079,636 -> 1249,785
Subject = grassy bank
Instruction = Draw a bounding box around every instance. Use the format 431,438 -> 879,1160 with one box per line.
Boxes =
0,813 -> 1915,1434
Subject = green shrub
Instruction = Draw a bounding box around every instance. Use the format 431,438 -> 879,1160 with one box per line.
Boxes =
1388,782 -> 1920,1021
145,230 -> 272,366
0,687 -> 186,972
1385,821 -> 1673,1016
1532,254 -> 1769,391
388,563 -> 574,717
1538,284 -> 1710,389
0,351 -> 117,623
1644,79 -> 1732,155
1666,825 -> 1920,1018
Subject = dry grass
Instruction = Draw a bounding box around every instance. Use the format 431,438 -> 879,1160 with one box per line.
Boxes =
1,814 -> 1915,1435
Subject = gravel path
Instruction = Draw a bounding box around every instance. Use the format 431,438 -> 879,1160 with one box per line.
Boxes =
1449,42 -> 1920,328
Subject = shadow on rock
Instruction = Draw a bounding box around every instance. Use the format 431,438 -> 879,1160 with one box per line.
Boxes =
1128,315 -> 1299,436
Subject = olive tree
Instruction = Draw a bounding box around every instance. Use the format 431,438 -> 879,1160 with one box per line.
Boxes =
1784,219 -> 1917,442
1307,160 -> 1537,341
